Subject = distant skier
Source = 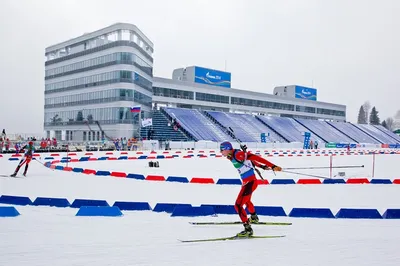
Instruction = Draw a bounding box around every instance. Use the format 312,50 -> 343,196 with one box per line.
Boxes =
220,141 -> 282,237
11,141 -> 35,177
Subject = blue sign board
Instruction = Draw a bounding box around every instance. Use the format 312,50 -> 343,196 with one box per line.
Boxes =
295,86 -> 317,101
194,66 -> 231,88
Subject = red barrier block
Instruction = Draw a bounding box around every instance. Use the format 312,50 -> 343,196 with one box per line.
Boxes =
209,150 -> 215,153
33,154 -> 40,157
108,157 -> 118,160
83,169 -> 96,175
183,155 -> 192,158
128,157 -> 138,160
0,154 -> 2,157
105,152 -> 114,155
392,179 -> 400,184
257,179 -> 269,185
68,153 -> 77,156
198,155 -> 208,158
175,151 -> 182,153
199,150 -> 204,153
70,159 -> 79,162
288,154 -> 293,157
150,151 -> 157,154
187,151 -> 193,153
215,155 -> 222,158
190,177 -> 215,184
12,154 -> 22,157
279,154 -> 285,157
50,153 -> 60,156
166,156 -> 174,159
145,175 -> 166,181
85,153 -> 93,156
136,152 -> 144,155
52,160 -> 60,164
346,178 -> 370,184
111,172 -> 127,178
316,154 -> 321,156
297,179 -> 322,184
163,151 -> 170,154
63,167 -> 73,172
88,158 -> 97,161
147,156 -> 156,159
49,165 -> 56,169
120,152 -> 128,155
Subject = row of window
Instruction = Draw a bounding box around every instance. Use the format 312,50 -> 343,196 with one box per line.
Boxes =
317,108 -> 346,117
45,52 -> 152,79
152,86 -> 345,117
153,87 -> 194,99
196,92 -> 230,104
45,71 -> 152,93
231,97 -> 295,111
44,89 -> 152,109
45,107 -> 149,126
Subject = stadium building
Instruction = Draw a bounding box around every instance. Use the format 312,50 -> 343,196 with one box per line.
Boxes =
43,23 -> 400,146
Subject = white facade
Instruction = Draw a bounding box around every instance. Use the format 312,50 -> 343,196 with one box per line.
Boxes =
44,23 -> 154,141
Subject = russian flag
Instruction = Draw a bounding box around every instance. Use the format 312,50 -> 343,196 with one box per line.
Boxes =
130,106 -> 141,113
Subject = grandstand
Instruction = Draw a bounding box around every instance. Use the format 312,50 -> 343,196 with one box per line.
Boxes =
153,107 -> 400,146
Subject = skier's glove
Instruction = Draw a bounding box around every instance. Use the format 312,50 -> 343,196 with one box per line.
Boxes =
260,165 -> 271,170
271,165 -> 282,172
240,144 -> 247,152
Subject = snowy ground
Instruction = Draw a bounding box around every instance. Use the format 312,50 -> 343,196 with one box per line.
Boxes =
1,150 -> 400,266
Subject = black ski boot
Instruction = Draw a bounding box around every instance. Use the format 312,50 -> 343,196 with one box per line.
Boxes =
236,222 -> 253,237
249,213 -> 259,224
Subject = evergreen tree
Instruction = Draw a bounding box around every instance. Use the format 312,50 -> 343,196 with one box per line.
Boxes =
382,120 -> 387,129
369,106 -> 380,125
357,106 -> 367,124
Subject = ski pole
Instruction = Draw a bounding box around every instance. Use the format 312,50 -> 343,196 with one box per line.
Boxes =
280,170 -> 331,179
283,165 -> 364,170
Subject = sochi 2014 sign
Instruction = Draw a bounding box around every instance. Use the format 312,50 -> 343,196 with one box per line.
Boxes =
194,66 -> 231,88
295,86 -> 317,101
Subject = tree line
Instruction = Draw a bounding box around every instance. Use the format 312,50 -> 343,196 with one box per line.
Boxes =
357,101 -> 399,131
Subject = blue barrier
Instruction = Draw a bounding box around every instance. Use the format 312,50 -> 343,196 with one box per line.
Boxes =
62,157 -> 71,160
138,155 -> 148,159
72,168 -> 83,173
98,157 -> 108,161
8,158 -> 19,161
271,179 -> 296,185
55,165 -> 64,170
153,203 -> 192,213
113,201 -> 152,211
96,171 -> 111,176
127,173 -> 145,180
289,208 -> 335,218
79,157 -> 90,162
254,206 -> 287,217
44,157 -> 54,160
201,204 -> 236,214
0,195 -> 32,205
335,208 -> 382,219
382,209 -> 400,219
71,199 -> 110,208
216,179 -> 242,185
166,176 -> 189,183
370,179 -> 392,184
32,197 -> 70,207
118,156 -> 128,160
171,206 -> 216,217
76,206 -> 123,217
0,206 -> 20,217
323,179 -> 346,184
156,155 -> 165,159
60,159 -> 69,163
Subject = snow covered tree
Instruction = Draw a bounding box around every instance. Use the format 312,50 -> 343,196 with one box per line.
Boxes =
357,106 -> 367,124
382,120 -> 387,129
385,117 -> 394,131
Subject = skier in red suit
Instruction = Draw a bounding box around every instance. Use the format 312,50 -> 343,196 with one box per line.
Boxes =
11,141 -> 35,177
220,141 -> 282,237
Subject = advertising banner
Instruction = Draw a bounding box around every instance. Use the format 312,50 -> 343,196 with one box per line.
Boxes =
194,66 -> 231,88
295,86 -> 317,101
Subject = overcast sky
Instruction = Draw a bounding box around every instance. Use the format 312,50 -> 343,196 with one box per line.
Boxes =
0,0 -> 399,135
